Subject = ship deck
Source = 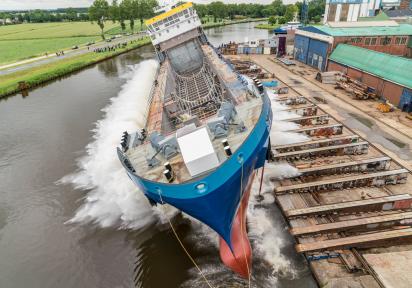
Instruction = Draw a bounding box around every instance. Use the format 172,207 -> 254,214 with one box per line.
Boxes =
126,45 -> 263,184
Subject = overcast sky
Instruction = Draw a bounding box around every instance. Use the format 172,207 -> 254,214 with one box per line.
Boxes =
0,0 -> 298,11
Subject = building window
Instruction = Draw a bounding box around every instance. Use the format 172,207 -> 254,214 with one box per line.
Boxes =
380,37 -> 391,45
365,38 -> 371,45
371,37 -> 377,45
328,4 -> 337,22
401,37 -> 407,45
351,37 -> 362,44
395,37 -> 401,45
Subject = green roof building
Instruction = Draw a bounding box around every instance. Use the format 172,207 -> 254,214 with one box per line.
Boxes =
328,44 -> 412,111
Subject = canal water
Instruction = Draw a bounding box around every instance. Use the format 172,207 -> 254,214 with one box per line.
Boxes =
0,23 -> 317,288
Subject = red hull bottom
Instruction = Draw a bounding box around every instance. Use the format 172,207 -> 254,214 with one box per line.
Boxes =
219,172 -> 255,278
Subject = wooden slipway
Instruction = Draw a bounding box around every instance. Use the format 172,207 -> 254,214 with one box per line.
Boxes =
227,54 -> 412,288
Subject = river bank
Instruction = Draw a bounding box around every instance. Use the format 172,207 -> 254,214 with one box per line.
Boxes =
0,37 -> 151,99
255,23 -> 280,30
0,18 -> 268,99
203,18 -> 267,29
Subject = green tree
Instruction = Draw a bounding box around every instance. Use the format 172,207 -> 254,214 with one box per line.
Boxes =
278,16 -> 286,24
209,1 -> 227,22
284,4 -> 297,22
119,0 -> 128,32
268,16 -> 277,25
271,0 -> 286,16
89,0 -> 110,39
308,0 -> 325,22
109,0 -> 120,23
66,7 -> 77,21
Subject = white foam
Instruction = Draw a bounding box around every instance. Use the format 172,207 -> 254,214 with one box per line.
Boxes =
60,60 -> 161,229
247,180 -> 296,283
266,162 -> 301,180
273,110 -> 300,121
271,131 -> 310,146
272,121 -> 300,132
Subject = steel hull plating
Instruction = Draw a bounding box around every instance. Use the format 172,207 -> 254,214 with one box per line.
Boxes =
124,93 -> 272,275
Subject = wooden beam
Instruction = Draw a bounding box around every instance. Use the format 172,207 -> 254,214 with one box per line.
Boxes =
285,114 -> 330,126
280,104 -> 318,116
275,169 -> 408,194
273,135 -> 360,152
290,212 -> 412,236
297,157 -> 391,177
296,228 -> 412,253
284,194 -> 412,218
287,124 -> 343,136
273,141 -> 369,161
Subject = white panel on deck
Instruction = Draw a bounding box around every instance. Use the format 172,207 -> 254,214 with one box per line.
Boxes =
177,127 -> 219,177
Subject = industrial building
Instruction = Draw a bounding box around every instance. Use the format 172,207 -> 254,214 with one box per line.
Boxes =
294,22 -> 412,71
328,44 -> 412,111
323,0 -> 411,23
323,0 -> 381,23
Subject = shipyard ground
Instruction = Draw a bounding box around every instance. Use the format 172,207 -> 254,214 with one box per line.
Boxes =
228,54 -> 412,288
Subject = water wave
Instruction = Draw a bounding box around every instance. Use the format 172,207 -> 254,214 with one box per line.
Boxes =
60,60 -> 160,230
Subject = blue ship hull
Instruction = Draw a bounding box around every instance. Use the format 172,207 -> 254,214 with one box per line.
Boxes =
120,93 -> 272,248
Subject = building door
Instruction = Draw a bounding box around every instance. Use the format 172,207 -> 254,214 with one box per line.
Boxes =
399,88 -> 412,113
318,56 -> 323,71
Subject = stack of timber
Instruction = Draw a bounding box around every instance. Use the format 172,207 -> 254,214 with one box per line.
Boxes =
270,94 -> 412,287
228,59 -> 273,79
336,74 -> 378,100
315,71 -> 341,84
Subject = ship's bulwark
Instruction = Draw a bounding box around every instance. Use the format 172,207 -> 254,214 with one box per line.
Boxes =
123,94 -> 272,249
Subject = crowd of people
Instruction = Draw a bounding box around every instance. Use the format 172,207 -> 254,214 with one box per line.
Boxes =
93,42 -> 129,53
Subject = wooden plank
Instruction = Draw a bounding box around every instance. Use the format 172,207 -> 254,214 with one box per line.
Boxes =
275,169 -> 408,194
290,212 -> 412,236
297,157 -> 391,176
296,228 -> 412,253
284,194 -> 412,218
281,104 -> 318,116
284,114 -> 329,125
273,141 -> 369,160
287,124 -> 343,136
273,135 -> 360,151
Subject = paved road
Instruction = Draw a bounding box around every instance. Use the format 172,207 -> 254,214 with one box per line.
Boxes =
0,33 -> 146,76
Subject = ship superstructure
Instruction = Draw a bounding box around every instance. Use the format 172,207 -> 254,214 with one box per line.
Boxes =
117,2 -> 272,278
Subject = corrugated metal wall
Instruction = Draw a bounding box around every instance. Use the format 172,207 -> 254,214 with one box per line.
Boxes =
399,88 -> 412,112
294,34 -> 309,63
307,39 -> 328,71
294,35 -> 329,71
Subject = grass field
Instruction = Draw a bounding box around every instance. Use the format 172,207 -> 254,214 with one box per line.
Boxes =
255,23 -> 280,30
0,37 -> 151,98
0,21 -> 144,65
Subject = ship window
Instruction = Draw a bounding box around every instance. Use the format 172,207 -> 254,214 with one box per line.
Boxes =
166,29 -> 169,33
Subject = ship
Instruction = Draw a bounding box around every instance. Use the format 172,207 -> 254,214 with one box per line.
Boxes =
117,1 -> 273,278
